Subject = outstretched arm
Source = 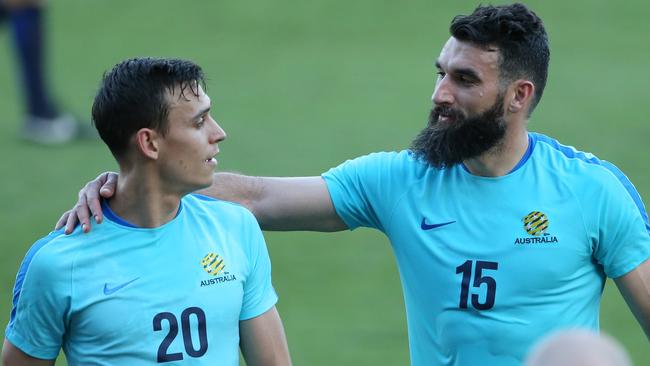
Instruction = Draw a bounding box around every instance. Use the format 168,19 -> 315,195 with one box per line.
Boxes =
199,173 -> 346,231
56,172 -> 347,233
239,307 -> 292,366
614,258 -> 650,340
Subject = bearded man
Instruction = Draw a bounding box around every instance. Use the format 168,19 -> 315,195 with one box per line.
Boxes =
58,3 -> 650,366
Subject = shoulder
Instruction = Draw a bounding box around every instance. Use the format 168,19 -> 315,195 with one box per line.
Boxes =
531,132 -> 647,217
184,193 -> 259,225
22,229 -> 66,266
339,150 -> 421,167
532,133 -> 631,184
184,196 -> 267,262
17,229 -> 79,282
325,150 -> 430,179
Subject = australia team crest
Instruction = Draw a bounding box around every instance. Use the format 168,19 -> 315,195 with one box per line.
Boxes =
515,211 -> 558,244
200,252 -> 236,287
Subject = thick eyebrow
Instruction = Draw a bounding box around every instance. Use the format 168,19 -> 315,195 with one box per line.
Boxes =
435,60 -> 481,81
191,107 -> 211,121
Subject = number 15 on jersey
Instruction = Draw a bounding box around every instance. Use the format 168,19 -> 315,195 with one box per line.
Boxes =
456,260 -> 499,310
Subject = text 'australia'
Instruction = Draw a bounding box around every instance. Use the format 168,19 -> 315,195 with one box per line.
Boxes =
514,236 -> 559,245
200,274 -> 237,287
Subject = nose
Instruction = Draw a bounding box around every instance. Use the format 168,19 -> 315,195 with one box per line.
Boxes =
208,116 -> 227,144
432,76 -> 454,106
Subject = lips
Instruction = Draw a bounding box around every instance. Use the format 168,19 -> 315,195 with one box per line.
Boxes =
433,106 -> 462,124
435,111 -> 455,124
205,149 -> 219,165
438,114 -> 455,123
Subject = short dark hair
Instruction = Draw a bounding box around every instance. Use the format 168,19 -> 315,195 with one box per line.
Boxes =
450,3 -> 550,112
92,57 -> 205,159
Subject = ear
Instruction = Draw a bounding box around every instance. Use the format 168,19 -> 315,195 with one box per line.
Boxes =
134,128 -> 161,160
507,80 -> 535,114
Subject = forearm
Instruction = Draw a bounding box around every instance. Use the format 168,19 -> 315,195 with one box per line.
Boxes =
615,258 -> 650,340
239,308 -> 292,366
253,176 -> 346,231
198,172 -> 264,213
199,173 -> 347,232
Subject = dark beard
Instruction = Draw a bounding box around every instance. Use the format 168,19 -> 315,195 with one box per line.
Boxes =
409,97 -> 507,169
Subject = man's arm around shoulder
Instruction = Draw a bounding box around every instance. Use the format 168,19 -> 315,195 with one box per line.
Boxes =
2,340 -> 55,366
56,172 -> 347,233
239,306 -> 292,366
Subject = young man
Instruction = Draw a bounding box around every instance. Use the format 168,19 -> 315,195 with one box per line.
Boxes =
3,58 -> 291,365
59,3 -> 650,366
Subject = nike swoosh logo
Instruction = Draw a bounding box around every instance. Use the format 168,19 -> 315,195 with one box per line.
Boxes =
103,277 -> 140,295
421,218 -> 456,231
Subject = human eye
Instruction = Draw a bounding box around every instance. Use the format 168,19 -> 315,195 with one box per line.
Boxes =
458,75 -> 471,84
456,73 -> 478,86
195,115 -> 206,127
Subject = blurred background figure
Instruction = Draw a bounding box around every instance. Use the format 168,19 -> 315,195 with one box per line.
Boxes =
525,329 -> 633,366
0,0 -> 83,144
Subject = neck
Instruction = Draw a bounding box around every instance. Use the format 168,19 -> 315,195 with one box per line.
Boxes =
108,169 -> 184,228
463,125 -> 529,177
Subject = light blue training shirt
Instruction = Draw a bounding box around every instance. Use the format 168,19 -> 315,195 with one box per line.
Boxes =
5,194 -> 277,365
322,132 -> 650,366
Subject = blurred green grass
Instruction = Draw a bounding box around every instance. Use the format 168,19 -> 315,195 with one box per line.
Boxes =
0,0 -> 648,364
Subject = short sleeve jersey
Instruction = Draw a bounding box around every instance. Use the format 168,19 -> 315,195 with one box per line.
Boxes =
322,132 -> 650,366
5,194 -> 278,366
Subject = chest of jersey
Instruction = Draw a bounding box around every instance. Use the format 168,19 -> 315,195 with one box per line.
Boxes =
65,220 -> 249,364
385,168 -> 604,362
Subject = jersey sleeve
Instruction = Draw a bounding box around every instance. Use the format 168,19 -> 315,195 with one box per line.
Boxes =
585,165 -> 650,278
322,150 -> 417,232
4,231 -> 71,359
239,212 -> 278,320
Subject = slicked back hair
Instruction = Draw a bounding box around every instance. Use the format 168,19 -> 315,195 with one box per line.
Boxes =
92,57 -> 205,160
450,3 -> 550,113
